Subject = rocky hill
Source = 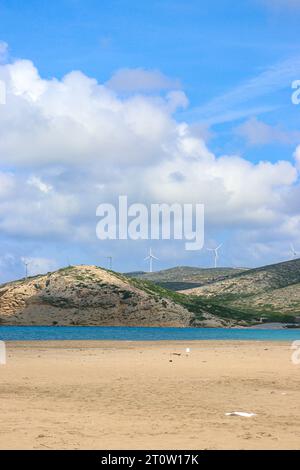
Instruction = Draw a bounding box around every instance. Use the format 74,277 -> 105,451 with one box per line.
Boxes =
0,265 -> 193,327
0,265 -> 251,328
1,261 -> 299,328
181,259 -> 300,321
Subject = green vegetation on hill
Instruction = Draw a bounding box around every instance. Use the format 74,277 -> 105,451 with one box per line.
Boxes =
129,277 -> 295,325
181,258 -> 300,323
126,266 -> 246,291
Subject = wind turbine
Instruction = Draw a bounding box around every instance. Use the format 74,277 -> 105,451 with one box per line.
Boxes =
144,248 -> 158,273
106,256 -> 113,270
290,243 -> 298,259
21,258 -> 31,279
207,244 -> 223,269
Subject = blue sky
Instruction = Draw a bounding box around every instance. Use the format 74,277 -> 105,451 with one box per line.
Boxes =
1,0 -> 300,281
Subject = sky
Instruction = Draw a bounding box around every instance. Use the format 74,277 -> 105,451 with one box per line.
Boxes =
1,0 -> 300,281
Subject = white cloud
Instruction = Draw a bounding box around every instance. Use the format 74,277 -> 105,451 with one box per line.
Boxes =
27,175 -> 53,193
0,62 -> 177,167
8,59 -> 47,101
141,144 -> 297,228
0,56 -> 299,261
166,90 -> 189,112
106,68 -> 181,93
235,117 -> 300,146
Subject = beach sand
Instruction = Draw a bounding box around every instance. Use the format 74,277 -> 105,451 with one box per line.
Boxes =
0,340 -> 300,450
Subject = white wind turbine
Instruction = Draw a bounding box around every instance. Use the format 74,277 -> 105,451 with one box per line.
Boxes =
207,244 -> 223,268
106,256 -> 113,270
290,243 -> 298,259
144,248 -> 158,273
21,257 -> 31,279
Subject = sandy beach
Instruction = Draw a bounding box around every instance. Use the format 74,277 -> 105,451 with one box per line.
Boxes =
0,340 -> 300,450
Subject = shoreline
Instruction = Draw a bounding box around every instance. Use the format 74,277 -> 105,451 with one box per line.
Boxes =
3,339 -> 297,347
1,322 -> 299,333
4,337 -> 290,347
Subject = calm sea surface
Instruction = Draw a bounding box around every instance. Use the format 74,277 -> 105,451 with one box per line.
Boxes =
0,326 -> 299,341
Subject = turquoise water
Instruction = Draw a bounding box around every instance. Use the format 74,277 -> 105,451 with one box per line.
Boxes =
0,326 -> 299,341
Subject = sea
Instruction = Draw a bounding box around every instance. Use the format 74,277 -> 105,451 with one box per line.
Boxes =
0,326 -> 299,341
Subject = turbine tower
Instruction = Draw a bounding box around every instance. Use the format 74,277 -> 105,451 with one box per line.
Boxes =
207,244 -> 223,269
290,244 -> 297,259
144,248 -> 158,273
21,258 -> 31,279
106,256 -> 113,270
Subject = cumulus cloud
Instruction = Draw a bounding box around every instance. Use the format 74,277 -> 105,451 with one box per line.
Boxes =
0,62 -> 180,167
235,117 -> 300,146
140,129 -> 297,228
0,55 -> 299,270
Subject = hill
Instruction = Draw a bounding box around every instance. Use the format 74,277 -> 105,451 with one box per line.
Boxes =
181,258 -> 300,322
1,261 -> 298,328
0,265 -> 253,328
126,266 -> 246,291
0,265 -> 193,327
